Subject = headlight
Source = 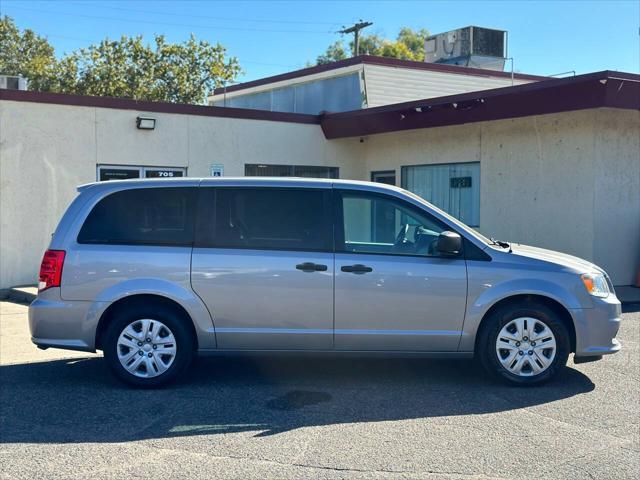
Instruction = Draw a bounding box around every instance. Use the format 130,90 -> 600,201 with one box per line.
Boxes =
581,273 -> 610,298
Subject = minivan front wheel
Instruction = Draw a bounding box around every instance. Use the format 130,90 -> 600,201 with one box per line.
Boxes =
478,302 -> 570,385
103,306 -> 194,387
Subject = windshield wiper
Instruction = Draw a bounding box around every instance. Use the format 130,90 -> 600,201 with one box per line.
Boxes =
490,237 -> 512,252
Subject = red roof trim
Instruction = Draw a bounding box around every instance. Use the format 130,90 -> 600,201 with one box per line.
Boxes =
0,89 -> 320,124
212,55 -> 548,95
320,71 -> 640,139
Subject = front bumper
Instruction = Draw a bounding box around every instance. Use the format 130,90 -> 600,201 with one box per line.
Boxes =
571,294 -> 622,359
29,291 -> 108,353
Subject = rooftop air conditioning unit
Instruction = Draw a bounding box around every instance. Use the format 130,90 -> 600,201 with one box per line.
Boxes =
424,26 -> 506,71
0,75 -> 28,91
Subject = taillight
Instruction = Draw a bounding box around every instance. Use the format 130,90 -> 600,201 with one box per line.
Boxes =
38,250 -> 66,292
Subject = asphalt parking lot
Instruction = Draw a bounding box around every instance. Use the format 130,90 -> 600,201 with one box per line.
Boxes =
1,299 -> 638,479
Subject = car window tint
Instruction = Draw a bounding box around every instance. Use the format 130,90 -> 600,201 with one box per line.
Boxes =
340,192 -> 448,257
77,187 -> 196,246
197,188 -> 331,251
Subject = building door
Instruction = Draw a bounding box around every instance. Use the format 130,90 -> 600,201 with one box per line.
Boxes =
371,170 -> 396,185
191,185 -> 335,350
333,188 -> 468,352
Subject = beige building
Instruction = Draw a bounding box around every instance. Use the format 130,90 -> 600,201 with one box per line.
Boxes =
1,60 -> 639,290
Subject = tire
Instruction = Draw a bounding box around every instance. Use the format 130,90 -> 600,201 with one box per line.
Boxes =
103,304 -> 195,388
477,301 -> 570,386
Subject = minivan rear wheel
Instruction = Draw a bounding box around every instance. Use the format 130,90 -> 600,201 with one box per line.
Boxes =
478,302 -> 570,386
103,306 -> 194,388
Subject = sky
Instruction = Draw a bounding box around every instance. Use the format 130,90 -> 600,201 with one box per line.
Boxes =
2,0 -> 639,82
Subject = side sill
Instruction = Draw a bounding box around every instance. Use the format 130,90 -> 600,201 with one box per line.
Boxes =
196,349 -> 474,359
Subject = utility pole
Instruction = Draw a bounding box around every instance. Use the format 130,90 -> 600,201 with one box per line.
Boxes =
339,20 -> 373,57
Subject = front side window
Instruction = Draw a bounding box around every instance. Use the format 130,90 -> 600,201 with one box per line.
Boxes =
197,188 -> 332,251
338,191 -> 450,257
77,188 -> 196,246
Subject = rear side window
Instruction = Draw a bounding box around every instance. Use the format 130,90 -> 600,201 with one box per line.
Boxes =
196,188 -> 332,251
78,187 -> 196,246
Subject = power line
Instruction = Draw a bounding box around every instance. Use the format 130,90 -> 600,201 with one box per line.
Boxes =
70,1 -> 347,26
5,6 -> 336,35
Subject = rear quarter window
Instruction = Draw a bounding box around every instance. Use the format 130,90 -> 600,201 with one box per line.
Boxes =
77,187 -> 196,246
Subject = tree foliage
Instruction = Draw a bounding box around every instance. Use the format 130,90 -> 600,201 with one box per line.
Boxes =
0,16 -> 58,91
316,27 -> 430,65
316,41 -> 348,65
62,35 -> 241,103
0,16 -> 241,104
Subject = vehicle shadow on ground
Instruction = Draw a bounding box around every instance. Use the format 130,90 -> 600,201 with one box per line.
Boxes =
0,355 -> 595,443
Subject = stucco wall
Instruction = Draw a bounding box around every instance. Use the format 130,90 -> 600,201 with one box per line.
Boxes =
1,102 -> 97,289
360,108 -> 640,284
0,100 -> 362,288
592,109 -> 640,285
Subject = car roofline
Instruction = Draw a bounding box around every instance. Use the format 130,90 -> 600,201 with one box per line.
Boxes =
77,177 -> 408,194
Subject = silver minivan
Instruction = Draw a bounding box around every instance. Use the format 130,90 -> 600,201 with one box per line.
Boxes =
29,178 -> 621,387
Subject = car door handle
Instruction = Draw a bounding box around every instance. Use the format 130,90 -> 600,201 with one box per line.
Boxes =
296,262 -> 328,272
341,264 -> 373,274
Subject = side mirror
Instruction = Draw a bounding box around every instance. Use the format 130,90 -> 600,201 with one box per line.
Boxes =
437,231 -> 462,255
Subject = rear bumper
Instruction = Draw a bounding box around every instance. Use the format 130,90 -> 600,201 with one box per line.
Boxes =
29,292 -> 107,352
30,337 -> 94,352
571,294 -> 622,358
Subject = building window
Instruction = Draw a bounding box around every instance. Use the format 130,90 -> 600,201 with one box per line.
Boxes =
214,73 -> 362,114
402,162 -> 480,227
97,165 -> 186,181
245,164 -> 339,179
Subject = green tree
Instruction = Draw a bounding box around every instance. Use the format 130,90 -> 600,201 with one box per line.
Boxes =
0,16 -> 241,104
315,27 -> 430,64
0,16 -> 59,91
355,34 -> 385,56
66,34 -> 241,104
316,41 -> 348,65
396,27 -> 430,60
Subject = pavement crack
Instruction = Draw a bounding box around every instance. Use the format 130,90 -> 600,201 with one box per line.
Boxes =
486,392 -> 633,443
145,443 -> 504,478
